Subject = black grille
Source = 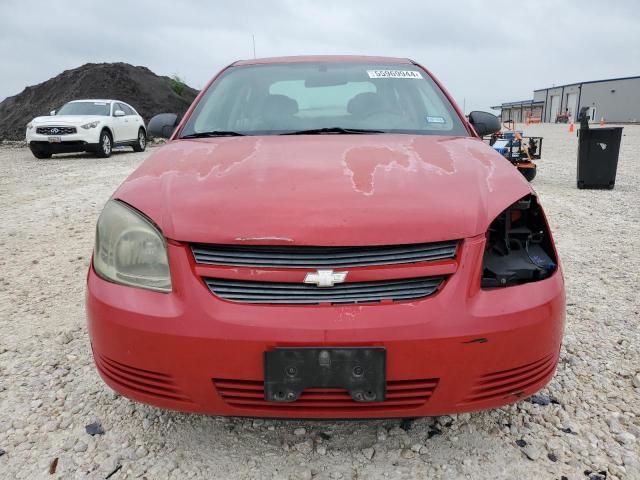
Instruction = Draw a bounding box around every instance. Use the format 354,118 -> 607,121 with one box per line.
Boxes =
192,241 -> 458,268
36,126 -> 77,135
204,276 -> 444,305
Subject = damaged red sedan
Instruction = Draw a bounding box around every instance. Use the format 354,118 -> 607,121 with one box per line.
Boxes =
86,56 -> 564,418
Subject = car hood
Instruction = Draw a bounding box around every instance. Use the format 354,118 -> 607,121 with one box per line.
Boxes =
31,115 -> 105,125
115,135 -> 532,245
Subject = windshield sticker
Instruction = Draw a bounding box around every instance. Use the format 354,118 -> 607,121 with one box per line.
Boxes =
93,102 -> 107,105
426,116 -> 446,124
367,70 -> 423,79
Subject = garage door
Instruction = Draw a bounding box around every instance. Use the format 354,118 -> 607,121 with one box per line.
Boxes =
549,95 -> 560,122
566,93 -> 578,118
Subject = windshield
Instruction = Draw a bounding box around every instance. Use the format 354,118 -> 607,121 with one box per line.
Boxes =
57,101 -> 111,116
180,62 -> 468,137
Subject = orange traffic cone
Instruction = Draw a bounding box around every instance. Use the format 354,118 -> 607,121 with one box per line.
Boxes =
569,120 -> 574,133
600,117 -> 605,126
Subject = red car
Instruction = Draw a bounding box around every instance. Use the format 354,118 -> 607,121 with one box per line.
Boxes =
87,56 -> 564,418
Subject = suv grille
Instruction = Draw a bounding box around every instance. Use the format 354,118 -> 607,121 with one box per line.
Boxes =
36,126 -> 77,135
205,276 -> 444,305
192,241 -> 458,268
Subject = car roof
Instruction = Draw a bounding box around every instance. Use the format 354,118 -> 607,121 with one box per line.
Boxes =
232,55 -> 413,66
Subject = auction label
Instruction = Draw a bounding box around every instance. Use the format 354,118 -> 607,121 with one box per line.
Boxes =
367,70 -> 423,79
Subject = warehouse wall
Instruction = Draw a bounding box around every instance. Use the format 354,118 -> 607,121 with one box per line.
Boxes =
560,84 -> 580,119
531,105 -> 543,120
579,78 -> 640,123
534,78 -> 640,123
533,90 -> 547,103
499,105 -> 543,124
544,87 -> 563,122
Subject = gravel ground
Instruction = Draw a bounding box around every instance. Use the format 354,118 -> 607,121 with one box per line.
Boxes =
1,125 -> 639,479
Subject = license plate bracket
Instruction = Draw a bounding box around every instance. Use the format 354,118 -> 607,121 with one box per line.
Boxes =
264,347 -> 386,403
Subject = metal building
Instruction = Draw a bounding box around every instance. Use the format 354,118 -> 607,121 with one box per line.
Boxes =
491,100 -> 543,123
495,75 -> 640,123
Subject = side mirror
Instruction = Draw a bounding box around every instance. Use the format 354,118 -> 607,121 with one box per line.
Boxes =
468,111 -> 501,137
114,110 -> 126,117
148,113 -> 179,139
50,110 -> 56,116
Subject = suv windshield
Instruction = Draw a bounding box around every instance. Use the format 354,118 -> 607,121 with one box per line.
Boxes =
180,62 -> 468,137
57,101 -> 111,116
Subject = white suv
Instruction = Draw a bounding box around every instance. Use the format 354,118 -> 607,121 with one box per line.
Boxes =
26,99 -> 147,159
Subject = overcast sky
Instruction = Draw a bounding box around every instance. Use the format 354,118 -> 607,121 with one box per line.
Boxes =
1,0 -> 639,112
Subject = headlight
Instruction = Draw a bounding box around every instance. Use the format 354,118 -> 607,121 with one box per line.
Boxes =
93,200 -> 171,292
81,121 -> 100,129
26,123 -> 33,130
481,195 -> 557,288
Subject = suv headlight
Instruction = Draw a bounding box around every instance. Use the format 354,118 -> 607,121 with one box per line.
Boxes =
26,122 -> 33,130
481,195 -> 557,288
93,200 -> 171,292
81,121 -> 100,129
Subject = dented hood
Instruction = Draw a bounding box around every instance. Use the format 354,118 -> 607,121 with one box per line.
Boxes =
115,135 -> 531,245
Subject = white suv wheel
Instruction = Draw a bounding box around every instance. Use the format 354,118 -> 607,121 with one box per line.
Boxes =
96,131 -> 113,158
133,129 -> 147,152
103,135 -> 111,155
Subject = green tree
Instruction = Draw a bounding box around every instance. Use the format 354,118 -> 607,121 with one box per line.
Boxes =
171,74 -> 186,96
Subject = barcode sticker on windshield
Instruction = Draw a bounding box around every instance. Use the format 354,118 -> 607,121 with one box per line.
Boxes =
367,70 -> 423,79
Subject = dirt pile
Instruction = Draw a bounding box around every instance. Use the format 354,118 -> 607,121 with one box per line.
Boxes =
0,62 -> 198,140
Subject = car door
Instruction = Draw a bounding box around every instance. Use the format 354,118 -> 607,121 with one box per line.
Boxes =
121,103 -> 139,140
111,102 -> 128,142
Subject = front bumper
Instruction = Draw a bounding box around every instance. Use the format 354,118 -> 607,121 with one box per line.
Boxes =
86,235 -> 565,418
27,128 -> 100,152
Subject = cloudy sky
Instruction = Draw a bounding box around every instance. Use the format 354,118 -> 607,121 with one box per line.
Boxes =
1,0 -> 639,112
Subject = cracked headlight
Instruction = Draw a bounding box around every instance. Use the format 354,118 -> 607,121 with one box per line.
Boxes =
81,121 -> 100,129
93,200 -> 171,292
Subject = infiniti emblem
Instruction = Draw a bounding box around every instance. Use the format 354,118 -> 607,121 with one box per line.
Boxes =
304,269 -> 348,288
50,128 -> 59,134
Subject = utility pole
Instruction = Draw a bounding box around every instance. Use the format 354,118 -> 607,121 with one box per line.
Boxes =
252,34 -> 256,59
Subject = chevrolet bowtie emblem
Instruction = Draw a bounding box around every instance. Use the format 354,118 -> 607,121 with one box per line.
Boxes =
304,269 -> 348,287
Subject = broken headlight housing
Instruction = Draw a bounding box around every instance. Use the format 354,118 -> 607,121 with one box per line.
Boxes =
481,195 -> 557,288
93,200 -> 171,292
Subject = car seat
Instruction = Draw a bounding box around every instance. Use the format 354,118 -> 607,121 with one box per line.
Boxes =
260,94 -> 299,130
347,92 -> 387,119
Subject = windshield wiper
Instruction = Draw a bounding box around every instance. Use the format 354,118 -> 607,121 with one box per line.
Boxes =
281,127 -> 385,135
181,130 -> 246,138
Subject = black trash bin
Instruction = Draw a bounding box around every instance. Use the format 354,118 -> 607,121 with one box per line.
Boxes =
576,127 -> 623,189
